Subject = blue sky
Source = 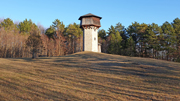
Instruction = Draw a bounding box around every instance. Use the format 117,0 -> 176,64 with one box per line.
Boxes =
0,0 -> 180,31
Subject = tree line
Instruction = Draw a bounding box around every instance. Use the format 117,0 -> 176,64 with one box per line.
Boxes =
0,18 -> 83,58
99,18 -> 180,62
0,17 -> 180,62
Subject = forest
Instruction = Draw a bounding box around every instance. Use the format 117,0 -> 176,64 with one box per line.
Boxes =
0,18 -> 180,62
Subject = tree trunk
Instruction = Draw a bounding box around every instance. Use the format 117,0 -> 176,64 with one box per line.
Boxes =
32,51 -> 35,59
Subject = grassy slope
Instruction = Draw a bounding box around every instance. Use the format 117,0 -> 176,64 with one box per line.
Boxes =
0,52 -> 180,101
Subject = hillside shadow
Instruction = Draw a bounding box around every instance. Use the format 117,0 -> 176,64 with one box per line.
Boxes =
67,53 -> 178,69
66,53 -> 110,61
53,55 -> 180,85
0,77 -> 84,101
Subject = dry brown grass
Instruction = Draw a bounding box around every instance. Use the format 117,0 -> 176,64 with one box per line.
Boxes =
0,52 -> 180,101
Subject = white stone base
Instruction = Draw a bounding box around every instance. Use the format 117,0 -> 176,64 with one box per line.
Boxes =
83,26 -> 98,52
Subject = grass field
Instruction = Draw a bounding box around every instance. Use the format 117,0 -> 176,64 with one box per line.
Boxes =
0,52 -> 180,101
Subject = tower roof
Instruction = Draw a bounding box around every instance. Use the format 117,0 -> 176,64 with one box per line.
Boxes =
78,13 -> 102,20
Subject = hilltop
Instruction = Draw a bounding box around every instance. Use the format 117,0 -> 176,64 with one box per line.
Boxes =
0,52 -> 180,101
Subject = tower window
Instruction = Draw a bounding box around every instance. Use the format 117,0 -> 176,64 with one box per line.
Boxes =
94,37 -> 96,40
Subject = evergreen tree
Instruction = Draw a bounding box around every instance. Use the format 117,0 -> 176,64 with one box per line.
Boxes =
26,26 -> 43,59
98,29 -> 106,39
127,22 -> 139,44
19,19 -> 37,34
108,33 -> 116,54
108,25 -> 116,36
127,22 -> 140,56
52,19 -> 65,33
66,23 -> 83,53
115,22 -> 127,40
161,21 -> 176,60
45,19 -> 65,39
148,23 -> 162,58
108,31 -> 122,54
1,18 -> 15,31
45,26 -> 55,39
126,36 -> 135,56
172,18 -> 180,61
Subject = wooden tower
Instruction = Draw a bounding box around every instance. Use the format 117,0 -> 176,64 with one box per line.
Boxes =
79,13 -> 102,52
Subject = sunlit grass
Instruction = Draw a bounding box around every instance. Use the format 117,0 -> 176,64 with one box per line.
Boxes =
0,52 -> 180,101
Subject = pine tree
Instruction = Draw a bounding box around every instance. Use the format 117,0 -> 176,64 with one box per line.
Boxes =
19,19 -> 37,34
108,31 -> 122,54
26,26 -> 43,59
52,19 -> 65,33
161,21 -> 176,60
148,23 -> 162,58
66,23 -> 83,53
98,29 -> 106,39
45,26 -> 55,39
108,25 -> 116,36
126,36 -> 135,56
1,18 -> 15,31
172,18 -> 180,61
